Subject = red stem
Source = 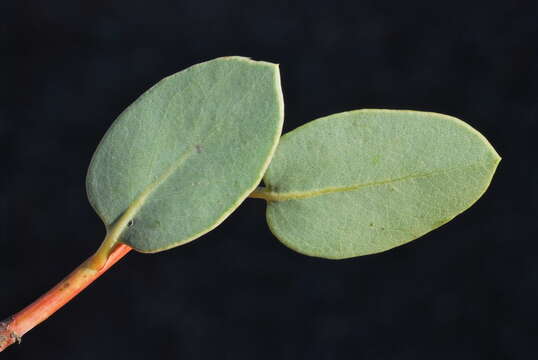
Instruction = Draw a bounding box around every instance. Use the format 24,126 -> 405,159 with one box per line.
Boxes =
0,243 -> 132,352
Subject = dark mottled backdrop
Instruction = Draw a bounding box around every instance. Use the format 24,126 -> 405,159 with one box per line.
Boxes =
1,1 -> 537,359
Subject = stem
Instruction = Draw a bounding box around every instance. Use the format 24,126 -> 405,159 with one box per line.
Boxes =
249,186 -> 286,202
0,243 -> 132,352
249,186 -> 272,200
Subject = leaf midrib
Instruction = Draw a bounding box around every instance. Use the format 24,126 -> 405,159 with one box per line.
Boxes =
261,162 -> 489,202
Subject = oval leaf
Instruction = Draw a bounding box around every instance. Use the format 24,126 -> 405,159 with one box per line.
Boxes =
87,57 -> 284,253
260,109 -> 500,259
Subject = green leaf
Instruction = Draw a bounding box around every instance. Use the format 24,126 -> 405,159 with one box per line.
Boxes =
258,109 -> 500,259
86,57 -> 283,254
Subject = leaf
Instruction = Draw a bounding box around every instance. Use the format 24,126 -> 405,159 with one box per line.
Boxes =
86,57 -> 284,254
257,109 -> 500,259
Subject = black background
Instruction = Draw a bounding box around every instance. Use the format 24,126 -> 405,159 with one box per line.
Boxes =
1,1 -> 537,359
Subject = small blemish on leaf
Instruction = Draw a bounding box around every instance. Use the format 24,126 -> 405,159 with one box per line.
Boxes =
196,144 -> 203,153
127,220 -> 134,228
369,223 -> 374,227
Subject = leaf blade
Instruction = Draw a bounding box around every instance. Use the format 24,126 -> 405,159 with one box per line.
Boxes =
263,109 -> 500,259
86,57 -> 284,253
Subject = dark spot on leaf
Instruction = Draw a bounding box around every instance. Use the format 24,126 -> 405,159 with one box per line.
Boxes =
369,223 -> 374,227
381,227 -> 385,230
196,144 -> 203,153
127,220 -> 134,228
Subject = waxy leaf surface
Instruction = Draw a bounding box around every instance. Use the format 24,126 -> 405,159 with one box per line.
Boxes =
262,110 -> 500,259
87,57 -> 283,252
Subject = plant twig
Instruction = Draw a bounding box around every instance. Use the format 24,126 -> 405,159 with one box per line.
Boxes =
249,186 -> 273,200
0,243 -> 132,353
